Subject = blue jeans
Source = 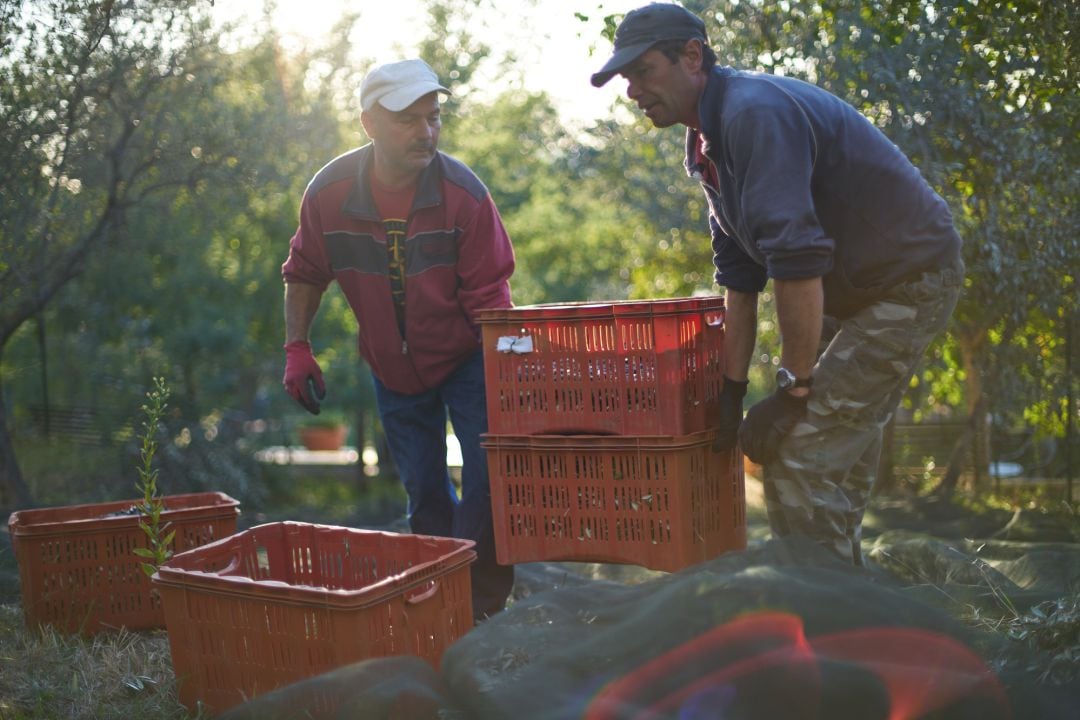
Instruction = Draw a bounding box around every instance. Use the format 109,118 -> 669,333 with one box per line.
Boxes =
372,350 -> 514,619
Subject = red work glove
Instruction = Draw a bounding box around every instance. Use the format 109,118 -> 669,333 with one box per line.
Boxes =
283,341 -> 326,414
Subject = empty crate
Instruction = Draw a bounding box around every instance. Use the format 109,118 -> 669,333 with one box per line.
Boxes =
484,432 -> 745,572
8,491 -> 240,635
152,521 -> 476,715
478,297 -> 726,436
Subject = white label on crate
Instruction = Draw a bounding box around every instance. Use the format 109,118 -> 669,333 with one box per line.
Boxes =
496,335 -> 534,354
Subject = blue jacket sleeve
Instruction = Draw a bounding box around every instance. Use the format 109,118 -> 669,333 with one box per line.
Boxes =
723,89 -> 833,281
710,213 -> 767,292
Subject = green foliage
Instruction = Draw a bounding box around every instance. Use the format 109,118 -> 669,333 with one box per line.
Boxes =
14,439 -> 129,507
2,21 -> 362,471
1,0 -> 232,338
580,118 -> 717,300
1,0 -> 1075,510
790,0 -> 1078,448
598,0 -> 1077,469
414,0 -> 494,101
132,377 -> 174,578
0,0 -> 279,502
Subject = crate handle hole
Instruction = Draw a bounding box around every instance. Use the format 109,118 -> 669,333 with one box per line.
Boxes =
704,313 -> 724,327
216,555 -> 242,576
405,580 -> 440,605
256,546 -> 270,573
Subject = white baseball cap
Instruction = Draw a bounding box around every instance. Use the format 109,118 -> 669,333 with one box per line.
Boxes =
360,59 -> 451,112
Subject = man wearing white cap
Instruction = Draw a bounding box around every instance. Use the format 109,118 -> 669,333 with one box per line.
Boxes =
281,58 -> 516,621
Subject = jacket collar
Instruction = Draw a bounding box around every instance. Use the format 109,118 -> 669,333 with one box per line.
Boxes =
684,65 -> 735,178
342,143 -> 444,220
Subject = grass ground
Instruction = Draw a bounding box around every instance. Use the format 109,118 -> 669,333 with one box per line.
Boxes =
0,605 -> 188,719
0,445 -> 1075,719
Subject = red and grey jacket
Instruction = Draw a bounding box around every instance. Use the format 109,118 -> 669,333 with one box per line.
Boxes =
282,144 -> 515,395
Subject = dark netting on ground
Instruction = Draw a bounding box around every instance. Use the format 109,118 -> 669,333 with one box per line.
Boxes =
441,538 -> 1077,720
864,498 -> 1079,545
866,531 -> 1080,615
218,492 -> 1079,720
220,537 -> 1078,720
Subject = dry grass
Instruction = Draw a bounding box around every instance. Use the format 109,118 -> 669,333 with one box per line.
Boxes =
0,604 -> 196,720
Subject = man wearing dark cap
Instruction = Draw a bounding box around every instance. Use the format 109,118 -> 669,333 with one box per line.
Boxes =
593,4 -> 963,565
281,58 -> 516,619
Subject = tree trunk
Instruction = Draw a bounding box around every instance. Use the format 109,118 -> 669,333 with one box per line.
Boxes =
933,327 -> 990,498
1066,312 -> 1075,504
934,393 -> 986,500
964,345 -> 991,492
0,376 -> 34,509
37,314 -> 51,437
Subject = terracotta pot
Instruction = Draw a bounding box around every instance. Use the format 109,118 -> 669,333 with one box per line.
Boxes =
298,425 -> 348,451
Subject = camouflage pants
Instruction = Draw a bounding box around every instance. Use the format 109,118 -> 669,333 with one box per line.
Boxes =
763,261 -> 963,565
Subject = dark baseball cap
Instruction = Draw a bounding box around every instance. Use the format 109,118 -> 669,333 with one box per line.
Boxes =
590,3 -> 707,87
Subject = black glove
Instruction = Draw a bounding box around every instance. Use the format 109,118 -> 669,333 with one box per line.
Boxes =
738,389 -> 808,464
713,377 -> 749,452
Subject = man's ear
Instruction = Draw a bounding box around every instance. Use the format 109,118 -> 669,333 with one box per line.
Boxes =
682,38 -> 705,73
360,110 -> 376,139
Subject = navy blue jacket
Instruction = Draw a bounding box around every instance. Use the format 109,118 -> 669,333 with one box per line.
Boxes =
686,66 -> 961,318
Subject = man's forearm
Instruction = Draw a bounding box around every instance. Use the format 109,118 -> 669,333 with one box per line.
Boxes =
723,288 -> 759,382
773,276 -> 823,379
284,282 -> 324,344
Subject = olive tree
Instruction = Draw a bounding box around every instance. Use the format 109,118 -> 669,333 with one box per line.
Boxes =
0,0 -> 233,506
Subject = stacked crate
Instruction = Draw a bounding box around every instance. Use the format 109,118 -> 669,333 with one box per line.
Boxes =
477,298 -> 746,573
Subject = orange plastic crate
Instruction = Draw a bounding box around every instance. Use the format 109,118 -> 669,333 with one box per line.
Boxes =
152,522 -> 476,715
7,491 -> 239,635
478,297 -> 726,436
484,432 -> 745,572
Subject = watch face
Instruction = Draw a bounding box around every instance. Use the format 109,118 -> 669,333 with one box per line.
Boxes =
776,368 -> 796,389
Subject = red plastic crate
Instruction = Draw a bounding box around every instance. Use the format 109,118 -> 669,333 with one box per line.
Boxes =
152,522 -> 476,715
478,297 -> 727,436
484,432 -> 745,572
7,491 -> 240,635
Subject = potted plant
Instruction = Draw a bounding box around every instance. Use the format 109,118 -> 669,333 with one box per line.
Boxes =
297,411 -> 349,451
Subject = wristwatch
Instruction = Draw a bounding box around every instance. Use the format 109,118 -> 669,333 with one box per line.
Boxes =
776,367 -> 813,391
